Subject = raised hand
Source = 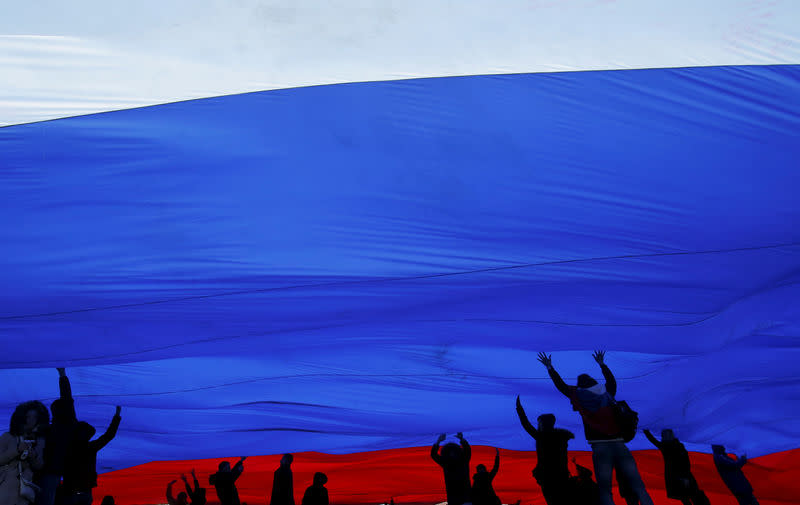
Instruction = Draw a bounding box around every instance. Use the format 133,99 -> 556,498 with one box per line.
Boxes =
56,367 -> 66,376
592,350 -> 606,365
437,433 -> 446,443
537,352 -> 553,368
190,469 -> 196,477
456,432 -> 464,440
181,474 -> 188,482
170,480 -> 177,485
115,406 -> 122,416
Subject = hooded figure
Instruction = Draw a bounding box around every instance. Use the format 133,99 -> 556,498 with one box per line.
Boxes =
430,433 -> 472,505
301,472 -> 329,505
539,351 -> 653,505
270,454 -> 295,505
712,445 -> 759,505
471,448 -> 501,505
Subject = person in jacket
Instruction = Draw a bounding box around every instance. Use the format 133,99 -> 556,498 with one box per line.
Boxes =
1,401 -> 48,505
538,351 -> 653,505
644,429 -> 709,505
270,453 -> 295,505
38,368 -> 78,505
182,469 -> 206,505
209,457 -> 247,505
430,432 -> 472,505
515,398 -> 574,505
472,447 -> 501,505
301,472 -> 328,505
712,444 -> 759,505
61,406 -> 122,505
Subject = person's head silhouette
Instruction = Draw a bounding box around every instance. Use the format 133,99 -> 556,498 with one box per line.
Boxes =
537,413 -> 556,431
661,429 -> 676,441
577,373 -> 598,388
100,497 -> 115,505
10,401 -> 49,436
711,444 -> 726,454
281,453 -> 293,467
218,461 -> 232,473
313,472 -> 328,486
176,491 -> 188,505
475,463 -> 488,474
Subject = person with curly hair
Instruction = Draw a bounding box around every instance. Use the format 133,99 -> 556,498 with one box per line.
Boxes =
1,401 -> 48,505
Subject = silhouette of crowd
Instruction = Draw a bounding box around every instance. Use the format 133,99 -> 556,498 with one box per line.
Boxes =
1,354 -> 762,505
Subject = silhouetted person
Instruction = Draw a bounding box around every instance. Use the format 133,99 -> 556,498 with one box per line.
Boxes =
301,472 -> 328,505
100,497 -> 115,505
538,351 -> 653,505
61,406 -> 122,505
516,398 -> 574,505
644,429 -> 709,505
209,457 -> 247,505
38,368 -> 78,505
1,400 -> 48,505
712,445 -> 759,505
270,453 -> 295,505
571,461 -> 601,505
430,432 -> 472,505
472,447 -> 501,505
167,480 -> 189,505
183,469 -> 207,505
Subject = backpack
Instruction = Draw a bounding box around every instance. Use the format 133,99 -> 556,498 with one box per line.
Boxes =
613,400 -> 639,442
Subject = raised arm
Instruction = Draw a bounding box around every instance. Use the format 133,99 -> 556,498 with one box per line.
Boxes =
643,429 -> 662,449
191,470 -> 200,493
538,353 -> 571,397
89,406 -> 121,452
232,456 -> 246,481
593,351 -> 617,397
57,368 -> 77,422
515,396 -> 538,440
714,452 -> 742,468
166,480 -> 177,505
181,474 -> 192,496
430,434 -> 445,465
489,448 -> 500,480
457,432 -> 471,462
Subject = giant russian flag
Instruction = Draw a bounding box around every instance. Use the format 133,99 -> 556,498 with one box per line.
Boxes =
2,2 -> 799,504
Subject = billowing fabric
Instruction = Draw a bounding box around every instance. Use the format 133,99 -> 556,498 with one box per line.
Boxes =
3,0 -> 800,126
0,64 -> 799,479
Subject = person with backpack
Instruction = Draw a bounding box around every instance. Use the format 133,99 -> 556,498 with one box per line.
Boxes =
538,350 -> 653,505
